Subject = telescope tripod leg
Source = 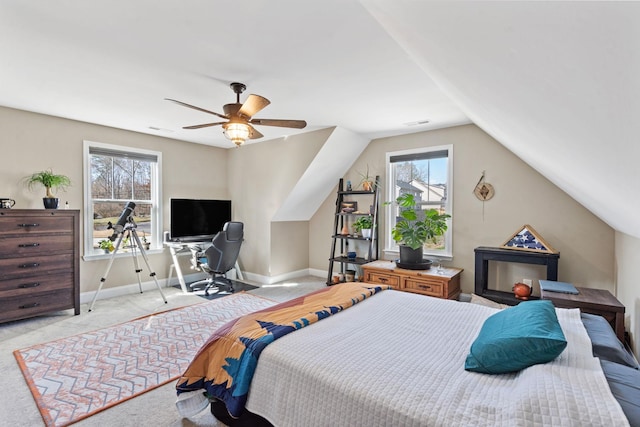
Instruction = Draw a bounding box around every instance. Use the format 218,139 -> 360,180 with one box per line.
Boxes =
130,230 -> 167,304
88,232 -> 126,312
129,238 -> 144,294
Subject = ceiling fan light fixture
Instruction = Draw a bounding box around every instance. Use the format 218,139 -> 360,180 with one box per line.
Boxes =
168,82 -> 306,147
223,122 -> 251,147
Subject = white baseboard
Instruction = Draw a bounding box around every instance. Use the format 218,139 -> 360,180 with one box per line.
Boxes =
79,271 -> 206,304
80,269 -> 328,303
242,268 -> 325,285
308,268 -> 327,278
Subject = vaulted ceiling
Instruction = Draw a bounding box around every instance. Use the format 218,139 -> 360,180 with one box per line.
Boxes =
1,1 -> 638,238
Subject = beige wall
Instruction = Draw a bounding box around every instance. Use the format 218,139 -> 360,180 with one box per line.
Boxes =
226,128 -> 329,278
311,124 -> 616,296
271,221 -> 309,277
3,106 -> 636,354
0,106 -> 227,293
615,232 -> 640,357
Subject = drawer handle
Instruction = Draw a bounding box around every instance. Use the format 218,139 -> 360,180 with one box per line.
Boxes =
418,284 -> 432,290
18,223 -> 40,228
18,243 -> 40,248
19,303 -> 40,309
378,277 -> 388,283
19,262 -> 40,269
19,282 -> 41,289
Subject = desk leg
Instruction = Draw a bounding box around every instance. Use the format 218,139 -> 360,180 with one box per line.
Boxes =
234,261 -> 244,280
169,245 -> 189,293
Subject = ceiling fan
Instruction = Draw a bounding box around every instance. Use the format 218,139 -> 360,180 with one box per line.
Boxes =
166,82 -> 307,147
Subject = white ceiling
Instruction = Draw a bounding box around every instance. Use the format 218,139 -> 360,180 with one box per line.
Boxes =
363,1 -> 640,240
0,0 -> 468,147
1,1 -> 639,239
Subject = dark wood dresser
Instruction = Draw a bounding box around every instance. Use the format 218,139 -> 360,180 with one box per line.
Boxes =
0,209 -> 80,323
541,286 -> 625,342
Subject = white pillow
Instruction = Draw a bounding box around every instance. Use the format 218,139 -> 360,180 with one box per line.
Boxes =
470,293 -> 509,309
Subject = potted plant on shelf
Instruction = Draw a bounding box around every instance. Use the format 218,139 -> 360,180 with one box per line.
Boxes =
387,193 -> 450,269
352,215 -> 373,238
142,231 -> 151,250
98,239 -> 115,253
357,164 -> 377,192
23,169 -> 72,209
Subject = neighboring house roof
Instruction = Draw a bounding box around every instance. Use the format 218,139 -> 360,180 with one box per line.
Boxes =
410,179 -> 445,202
396,181 -> 422,193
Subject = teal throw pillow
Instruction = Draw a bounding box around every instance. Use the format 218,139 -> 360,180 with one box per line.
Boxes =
465,300 -> 567,374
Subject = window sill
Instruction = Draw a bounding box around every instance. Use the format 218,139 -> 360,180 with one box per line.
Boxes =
83,247 -> 164,261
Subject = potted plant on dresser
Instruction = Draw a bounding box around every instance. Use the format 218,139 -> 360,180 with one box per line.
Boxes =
387,193 -> 450,269
23,169 -> 72,209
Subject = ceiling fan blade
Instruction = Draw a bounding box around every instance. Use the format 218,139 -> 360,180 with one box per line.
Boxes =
238,94 -> 270,118
250,118 -> 307,129
248,125 -> 264,139
165,98 -> 228,120
183,122 -> 226,129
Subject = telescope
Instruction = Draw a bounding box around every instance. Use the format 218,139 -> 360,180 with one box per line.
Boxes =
90,200 -> 166,311
107,201 -> 136,241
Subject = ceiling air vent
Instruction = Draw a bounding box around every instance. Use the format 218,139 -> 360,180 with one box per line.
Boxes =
403,119 -> 430,126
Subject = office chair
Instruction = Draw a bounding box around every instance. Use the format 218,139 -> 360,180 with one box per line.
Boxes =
189,221 -> 243,295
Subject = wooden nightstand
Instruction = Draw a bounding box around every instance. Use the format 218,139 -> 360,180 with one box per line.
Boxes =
361,260 -> 462,300
541,287 -> 625,342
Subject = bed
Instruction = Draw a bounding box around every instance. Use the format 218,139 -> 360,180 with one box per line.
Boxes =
176,283 -> 640,426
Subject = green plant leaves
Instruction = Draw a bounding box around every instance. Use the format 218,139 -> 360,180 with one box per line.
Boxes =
389,193 -> 450,250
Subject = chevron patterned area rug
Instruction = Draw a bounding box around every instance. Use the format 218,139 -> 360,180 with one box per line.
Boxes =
13,292 -> 276,427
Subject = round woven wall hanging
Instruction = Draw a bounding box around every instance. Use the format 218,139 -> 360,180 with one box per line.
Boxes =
474,182 -> 495,201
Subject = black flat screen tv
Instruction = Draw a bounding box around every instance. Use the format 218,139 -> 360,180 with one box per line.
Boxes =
169,198 -> 231,242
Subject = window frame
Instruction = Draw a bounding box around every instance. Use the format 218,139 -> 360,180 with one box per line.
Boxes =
384,144 -> 454,260
83,140 -> 163,260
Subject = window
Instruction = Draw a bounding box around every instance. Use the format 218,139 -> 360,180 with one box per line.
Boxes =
83,141 -> 162,258
385,144 -> 453,259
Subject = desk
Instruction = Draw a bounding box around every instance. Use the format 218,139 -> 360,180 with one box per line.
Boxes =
541,287 -> 625,342
164,240 -> 243,293
474,246 -> 559,305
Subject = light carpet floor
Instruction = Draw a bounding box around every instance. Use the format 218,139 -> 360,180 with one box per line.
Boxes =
1,276 -> 325,427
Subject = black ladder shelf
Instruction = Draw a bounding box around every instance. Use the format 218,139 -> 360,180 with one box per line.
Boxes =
327,176 -> 380,285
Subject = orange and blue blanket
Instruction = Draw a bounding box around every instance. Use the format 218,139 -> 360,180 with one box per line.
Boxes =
176,282 -> 389,418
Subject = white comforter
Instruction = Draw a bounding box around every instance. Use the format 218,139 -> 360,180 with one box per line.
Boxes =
245,290 -> 628,426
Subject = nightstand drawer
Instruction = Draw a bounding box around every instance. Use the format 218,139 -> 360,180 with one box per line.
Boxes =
404,278 -> 443,297
365,271 -> 401,289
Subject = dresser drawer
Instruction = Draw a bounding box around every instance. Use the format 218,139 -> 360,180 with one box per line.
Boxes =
0,289 -> 74,323
404,277 -> 444,297
0,272 -> 74,298
0,234 -> 74,257
0,253 -> 73,280
365,271 -> 401,289
0,214 -> 73,236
